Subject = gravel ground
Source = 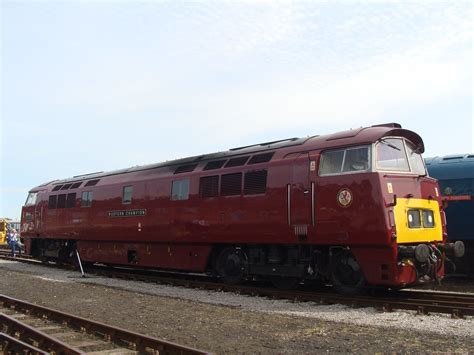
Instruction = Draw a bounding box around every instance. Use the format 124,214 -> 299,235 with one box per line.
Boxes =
1,259 -> 473,354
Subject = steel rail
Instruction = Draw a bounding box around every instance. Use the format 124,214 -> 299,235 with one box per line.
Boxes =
1,330 -> 50,355
2,253 -> 474,318
1,312 -> 84,354
67,263 -> 474,318
1,295 -> 210,355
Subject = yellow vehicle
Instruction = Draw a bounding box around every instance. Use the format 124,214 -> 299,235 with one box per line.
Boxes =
0,219 -> 8,244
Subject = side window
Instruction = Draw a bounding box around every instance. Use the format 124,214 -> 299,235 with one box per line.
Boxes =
48,195 -> 57,209
122,185 -> 133,204
319,150 -> 344,175
81,191 -> 93,207
171,179 -> 190,201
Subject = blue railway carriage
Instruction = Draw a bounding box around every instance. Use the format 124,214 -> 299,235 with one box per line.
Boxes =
425,154 -> 474,275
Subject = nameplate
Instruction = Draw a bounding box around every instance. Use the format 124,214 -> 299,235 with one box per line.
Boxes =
108,209 -> 147,217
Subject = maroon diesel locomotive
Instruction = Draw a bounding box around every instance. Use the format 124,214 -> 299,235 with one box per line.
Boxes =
21,123 -> 460,293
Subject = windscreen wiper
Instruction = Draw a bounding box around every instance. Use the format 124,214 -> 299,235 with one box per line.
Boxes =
379,139 -> 401,151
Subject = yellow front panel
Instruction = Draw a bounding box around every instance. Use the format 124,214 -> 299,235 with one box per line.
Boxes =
394,198 -> 443,244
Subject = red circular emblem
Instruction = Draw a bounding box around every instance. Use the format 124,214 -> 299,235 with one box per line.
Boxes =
337,189 -> 353,207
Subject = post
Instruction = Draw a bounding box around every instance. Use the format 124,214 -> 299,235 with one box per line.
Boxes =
76,249 -> 85,278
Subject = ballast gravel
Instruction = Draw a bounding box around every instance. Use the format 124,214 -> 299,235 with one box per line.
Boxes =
1,259 -> 473,353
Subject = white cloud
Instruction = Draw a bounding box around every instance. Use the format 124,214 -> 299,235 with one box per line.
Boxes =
187,45 -> 469,135
45,2 -> 471,137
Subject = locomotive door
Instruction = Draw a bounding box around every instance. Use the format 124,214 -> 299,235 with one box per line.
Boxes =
290,153 -> 311,238
34,190 -> 45,233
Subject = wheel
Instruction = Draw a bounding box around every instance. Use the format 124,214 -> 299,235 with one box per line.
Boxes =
270,276 -> 300,290
215,247 -> 247,284
330,250 -> 367,295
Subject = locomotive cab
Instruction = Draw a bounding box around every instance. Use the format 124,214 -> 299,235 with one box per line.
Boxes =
318,131 -> 464,293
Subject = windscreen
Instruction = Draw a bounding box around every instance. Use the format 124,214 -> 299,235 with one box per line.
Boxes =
405,140 -> 426,175
376,138 -> 426,175
24,192 -> 38,206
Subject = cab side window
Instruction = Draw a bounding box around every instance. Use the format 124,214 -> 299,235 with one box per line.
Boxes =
319,146 -> 370,176
343,147 -> 370,172
319,150 -> 344,175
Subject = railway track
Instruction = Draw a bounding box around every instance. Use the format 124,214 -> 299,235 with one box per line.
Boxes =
0,294 -> 210,354
1,252 -> 474,319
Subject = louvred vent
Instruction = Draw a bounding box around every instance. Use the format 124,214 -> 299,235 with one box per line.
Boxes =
174,164 -> 198,174
60,183 -> 73,190
248,152 -> 274,165
57,194 -> 67,208
221,173 -> 242,196
225,156 -> 249,168
66,193 -> 76,208
48,195 -> 57,209
200,175 -> 219,198
71,182 -> 82,189
244,170 -> 267,195
52,185 -> 63,191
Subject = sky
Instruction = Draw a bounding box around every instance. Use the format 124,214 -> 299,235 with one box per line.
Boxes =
1,0 -> 473,220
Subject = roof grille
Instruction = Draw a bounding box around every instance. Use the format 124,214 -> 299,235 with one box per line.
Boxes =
248,152 -> 274,165
85,179 -> 100,187
71,182 -> 82,189
204,160 -> 226,171
52,185 -> 63,191
60,183 -> 73,190
225,156 -> 249,168
174,164 -> 198,174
